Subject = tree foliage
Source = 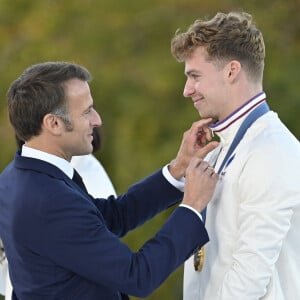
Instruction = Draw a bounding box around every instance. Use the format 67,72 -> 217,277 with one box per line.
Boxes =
0,0 -> 299,299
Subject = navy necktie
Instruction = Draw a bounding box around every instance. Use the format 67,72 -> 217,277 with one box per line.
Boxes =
72,169 -> 88,194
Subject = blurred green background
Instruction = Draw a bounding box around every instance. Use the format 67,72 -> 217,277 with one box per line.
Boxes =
0,0 -> 299,299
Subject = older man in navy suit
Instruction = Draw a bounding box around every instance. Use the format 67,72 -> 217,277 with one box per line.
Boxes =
0,62 -> 218,300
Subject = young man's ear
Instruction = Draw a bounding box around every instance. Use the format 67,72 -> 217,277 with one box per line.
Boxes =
225,60 -> 241,82
42,113 -> 64,135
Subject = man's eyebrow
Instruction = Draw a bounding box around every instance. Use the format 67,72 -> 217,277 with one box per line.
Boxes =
185,69 -> 200,76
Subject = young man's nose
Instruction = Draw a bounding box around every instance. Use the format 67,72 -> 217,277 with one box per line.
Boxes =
183,81 -> 195,98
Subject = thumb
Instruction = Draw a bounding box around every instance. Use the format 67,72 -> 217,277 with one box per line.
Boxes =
196,141 -> 219,159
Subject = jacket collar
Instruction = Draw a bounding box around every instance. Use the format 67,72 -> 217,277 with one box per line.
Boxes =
209,92 -> 267,145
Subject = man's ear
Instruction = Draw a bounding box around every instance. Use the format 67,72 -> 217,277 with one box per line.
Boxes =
225,60 -> 241,83
42,113 -> 64,136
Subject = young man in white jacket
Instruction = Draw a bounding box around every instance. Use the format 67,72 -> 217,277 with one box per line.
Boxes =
171,11 -> 300,300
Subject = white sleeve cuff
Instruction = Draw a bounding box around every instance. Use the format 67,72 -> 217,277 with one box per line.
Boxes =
162,165 -> 185,192
179,204 -> 203,222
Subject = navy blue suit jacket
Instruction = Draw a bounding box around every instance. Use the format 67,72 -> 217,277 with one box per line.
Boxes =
0,152 -> 209,299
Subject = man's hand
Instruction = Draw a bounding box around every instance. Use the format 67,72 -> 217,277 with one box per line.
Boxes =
169,119 -> 219,179
182,157 -> 218,212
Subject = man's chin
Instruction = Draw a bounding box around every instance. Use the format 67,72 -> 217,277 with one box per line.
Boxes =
74,148 -> 93,157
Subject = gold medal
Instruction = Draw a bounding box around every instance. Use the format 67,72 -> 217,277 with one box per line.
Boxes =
193,246 -> 205,271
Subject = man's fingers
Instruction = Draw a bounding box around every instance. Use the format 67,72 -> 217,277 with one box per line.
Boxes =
187,157 -> 218,180
191,118 -> 213,143
188,157 -> 203,169
194,118 -> 213,126
195,141 -> 219,159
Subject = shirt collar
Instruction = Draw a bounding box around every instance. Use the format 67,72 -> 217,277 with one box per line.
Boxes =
209,92 -> 267,145
21,145 -> 74,179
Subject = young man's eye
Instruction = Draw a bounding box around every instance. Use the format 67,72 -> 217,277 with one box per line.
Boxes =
188,73 -> 199,80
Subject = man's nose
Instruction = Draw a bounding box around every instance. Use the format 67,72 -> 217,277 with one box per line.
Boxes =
183,80 -> 195,98
92,109 -> 102,127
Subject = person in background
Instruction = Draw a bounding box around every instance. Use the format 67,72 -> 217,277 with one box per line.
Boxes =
0,61 -> 219,300
0,245 -> 10,300
0,127 -> 116,300
171,11 -> 300,300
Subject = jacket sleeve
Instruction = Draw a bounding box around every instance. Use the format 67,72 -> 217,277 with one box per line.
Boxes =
34,202 -> 208,297
92,169 -> 184,237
